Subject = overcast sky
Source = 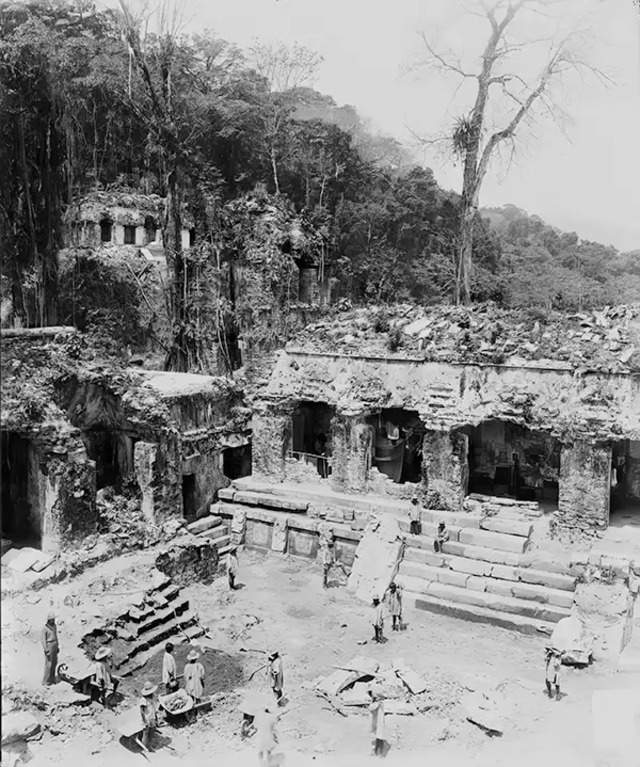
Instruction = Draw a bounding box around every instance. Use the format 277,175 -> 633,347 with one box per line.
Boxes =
144,0 -> 639,251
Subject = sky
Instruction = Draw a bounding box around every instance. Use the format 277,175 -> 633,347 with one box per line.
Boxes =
134,0 -> 639,251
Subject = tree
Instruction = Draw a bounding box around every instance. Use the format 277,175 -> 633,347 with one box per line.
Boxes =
418,0 -> 609,305
249,42 -> 323,193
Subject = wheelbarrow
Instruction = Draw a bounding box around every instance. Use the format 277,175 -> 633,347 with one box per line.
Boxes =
57,660 -> 95,696
157,689 -> 194,725
115,705 -> 150,755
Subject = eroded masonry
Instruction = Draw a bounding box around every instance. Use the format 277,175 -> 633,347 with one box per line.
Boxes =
252,305 -> 640,535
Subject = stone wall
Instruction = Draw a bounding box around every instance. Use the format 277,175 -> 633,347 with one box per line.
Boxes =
252,409 -> 290,481
422,430 -> 469,511
558,441 -> 611,532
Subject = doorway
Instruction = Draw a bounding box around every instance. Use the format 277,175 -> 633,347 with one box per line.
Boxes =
182,474 -> 197,520
289,402 -> 335,478
1,432 -> 42,548
365,409 -> 425,484
223,444 -> 252,480
610,440 -> 640,527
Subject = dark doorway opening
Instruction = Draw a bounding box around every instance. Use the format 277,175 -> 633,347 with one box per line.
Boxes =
366,409 -> 424,484
290,401 -> 335,478
182,474 -> 197,520
124,225 -> 136,245
223,444 -> 252,480
100,219 -> 112,243
610,440 -> 640,527
144,216 -> 157,244
462,420 -> 560,506
82,430 -> 131,490
1,432 -> 41,548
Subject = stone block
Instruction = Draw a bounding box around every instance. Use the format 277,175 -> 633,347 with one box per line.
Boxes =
217,487 -> 235,502
187,516 -> 221,535
437,569 -> 470,589
480,518 -> 533,538
441,541 -> 466,557
511,583 -> 549,604
399,561 -> 440,581
404,548 -> 446,568
271,518 -> 288,553
465,576 -> 487,592
446,555 -> 492,577
518,568 -> 576,592
490,564 -> 519,582
233,491 -> 309,513
459,528 -> 527,554
484,580 -> 515,599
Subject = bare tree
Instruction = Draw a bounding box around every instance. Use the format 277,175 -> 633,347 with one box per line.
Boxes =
249,42 -> 323,193
417,0 -> 609,305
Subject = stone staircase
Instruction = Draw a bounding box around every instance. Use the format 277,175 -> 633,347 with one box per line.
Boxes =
186,514 -> 233,557
395,509 -> 577,635
85,573 -> 206,677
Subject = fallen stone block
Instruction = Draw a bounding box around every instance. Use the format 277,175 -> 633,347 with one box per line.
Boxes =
187,516 -> 222,535
1,712 -> 41,746
155,540 -> 219,586
217,487 -> 235,502
340,682 -> 371,706
394,665 -> 427,695
316,669 -> 362,697
338,656 -> 379,676
6,548 -> 42,573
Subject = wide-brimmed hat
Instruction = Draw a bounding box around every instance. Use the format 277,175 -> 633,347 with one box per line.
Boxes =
47,611 -> 56,621
268,651 -> 279,660
141,681 -> 157,696
187,650 -> 199,661
95,646 -> 112,661
411,497 -> 419,506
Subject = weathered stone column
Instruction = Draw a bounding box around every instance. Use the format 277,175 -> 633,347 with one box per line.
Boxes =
330,414 -> 373,493
422,430 -> 469,511
558,441 -> 611,531
251,407 -> 291,482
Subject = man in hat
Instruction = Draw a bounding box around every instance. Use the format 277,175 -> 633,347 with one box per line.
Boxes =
545,647 -> 564,701
321,541 -> 334,589
162,642 -> 178,694
41,611 -> 59,686
256,705 -> 281,767
387,582 -> 403,631
94,646 -> 119,706
368,688 -> 386,757
184,649 -> 206,703
227,546 -> 239,591
267,651 -> 284,703
372,596 -> 384,643
139,681 -> 158,750
433,520 -> 450,553
409,498 -> 421,536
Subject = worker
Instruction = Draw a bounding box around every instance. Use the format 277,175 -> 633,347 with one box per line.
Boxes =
321,541 -> 334,588
162,642 -> 178,694
41,611 -> 59,686
227,546 -> 239,590
94,646 -> 119,706
267,651 -> 284,703
256,706 -> 281,767
139,681 -> 158,750
388,582 -> 403,631
184,649 -> 206,703
545,647 -> 563,701
372,596 -> 384,643
433,520 -> 450,553
409,497 -> 421,536
368,689 -> 386,757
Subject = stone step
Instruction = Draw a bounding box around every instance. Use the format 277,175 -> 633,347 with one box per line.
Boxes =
198,524 -> 228,541
395,574 -> 571,623
398,561 -> 575,608
401,590 -> 555,636
230,490 -> 309,513
404,526 -> 527,555
209,534 -> 230,551
187,515 -> 222,535
404,536 -> 523,567
135,600 -> 190,637
402,546 -> 577,591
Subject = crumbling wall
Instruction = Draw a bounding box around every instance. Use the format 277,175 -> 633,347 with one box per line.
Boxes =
558,441 -> 611,532
347,515 -> 403,603
155,538 -> 219,586
252,409 -> 289,481
134,436 -> 181,525
422,430 -> 469,511
330,415 -> 372,493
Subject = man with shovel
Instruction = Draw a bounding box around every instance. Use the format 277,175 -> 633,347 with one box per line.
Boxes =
267,650 -> 284,703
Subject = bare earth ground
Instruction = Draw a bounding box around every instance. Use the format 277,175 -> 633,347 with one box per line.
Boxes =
2,548 -> 638,767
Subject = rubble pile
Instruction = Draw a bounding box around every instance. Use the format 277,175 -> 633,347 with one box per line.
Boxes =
292,303 -> 640,373
464,494 -> 543,520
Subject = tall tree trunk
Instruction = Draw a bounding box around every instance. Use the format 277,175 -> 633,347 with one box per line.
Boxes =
456,201 -> 476,305
271,145 -> 280,194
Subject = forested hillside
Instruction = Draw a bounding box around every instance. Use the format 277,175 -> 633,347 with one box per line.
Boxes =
0,1 -> 637,354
